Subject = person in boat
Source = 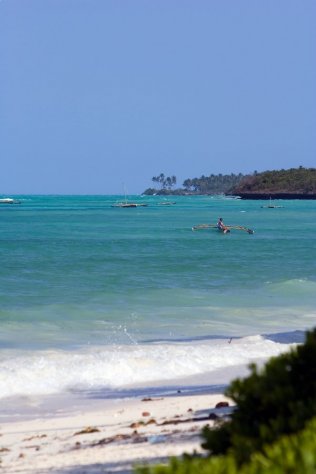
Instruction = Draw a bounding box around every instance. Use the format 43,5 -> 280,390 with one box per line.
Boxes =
217,217 -> 229,233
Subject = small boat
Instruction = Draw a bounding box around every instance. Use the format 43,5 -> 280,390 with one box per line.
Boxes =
111,184 -> 148,208
192,223 -> 254,234
158,201 -> 176,205
261,197 -> 283,208
0,197 -> 21,204
224,195 -> 241,200
111,202 -> 148,208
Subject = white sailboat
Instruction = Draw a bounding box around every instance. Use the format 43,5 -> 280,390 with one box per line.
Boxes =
111,185 -> 148,208
261,197 -> 283,208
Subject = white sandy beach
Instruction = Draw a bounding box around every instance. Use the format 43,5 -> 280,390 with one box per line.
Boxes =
0,392 -> 232,474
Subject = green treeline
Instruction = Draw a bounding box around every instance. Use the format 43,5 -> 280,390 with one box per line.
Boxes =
143,173 -> 246,195
232,167 -> 316,194
143,167 -> 316,195
136,328 -> 316,474
182,173 -> 244,194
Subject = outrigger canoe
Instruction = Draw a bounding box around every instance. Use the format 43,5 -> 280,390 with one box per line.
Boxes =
192,224 -> 254,234
111,202 -> 148,208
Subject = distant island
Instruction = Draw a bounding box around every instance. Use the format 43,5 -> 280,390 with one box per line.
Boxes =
143,167 -> 316,199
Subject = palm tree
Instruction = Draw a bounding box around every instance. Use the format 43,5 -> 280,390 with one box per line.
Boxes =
159,173 -> 165,188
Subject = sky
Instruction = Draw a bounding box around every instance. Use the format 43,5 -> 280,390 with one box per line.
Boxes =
1,0 -> 315,194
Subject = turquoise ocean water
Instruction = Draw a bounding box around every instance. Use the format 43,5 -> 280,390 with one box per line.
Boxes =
0,195 -> 315,409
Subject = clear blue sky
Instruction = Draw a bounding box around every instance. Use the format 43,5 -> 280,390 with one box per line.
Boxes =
1,0 -> 315,194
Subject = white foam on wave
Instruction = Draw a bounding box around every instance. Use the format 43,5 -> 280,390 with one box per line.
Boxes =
0,335 -> 296,400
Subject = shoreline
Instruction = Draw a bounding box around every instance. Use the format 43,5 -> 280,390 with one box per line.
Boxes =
0,391 -> 232,474
0,336 -> 305,472
0,362 -> 252,424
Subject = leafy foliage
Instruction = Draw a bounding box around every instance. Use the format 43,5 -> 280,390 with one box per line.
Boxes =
233,167 -> 316,194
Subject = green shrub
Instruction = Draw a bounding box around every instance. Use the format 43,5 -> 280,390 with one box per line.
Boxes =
136,417 -> 316,474
202,328 -> 316,463
248,417 -> 316,474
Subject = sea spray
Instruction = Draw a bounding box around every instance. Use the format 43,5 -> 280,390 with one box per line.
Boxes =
0,336 -> 296,399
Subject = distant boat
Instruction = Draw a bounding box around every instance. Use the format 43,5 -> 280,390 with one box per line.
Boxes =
0,197 -> 21,204
111,185 -> 148,208
158,201 -> 176,205
111,202 -> 148,208
261,197 -> 283,208
224,195 -> 241,200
